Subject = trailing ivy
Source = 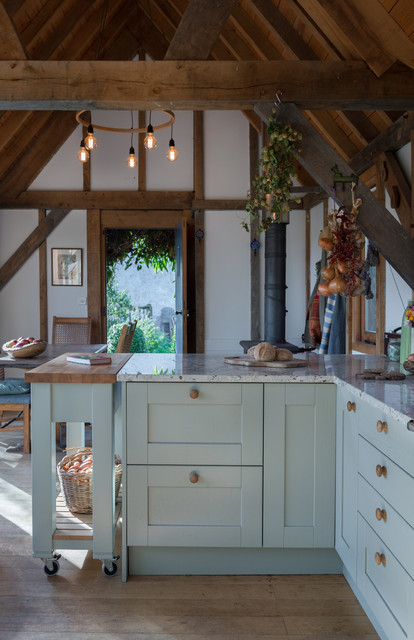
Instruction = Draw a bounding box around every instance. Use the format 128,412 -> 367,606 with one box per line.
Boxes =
106,228 -> 175,281
242,110 -> 302,233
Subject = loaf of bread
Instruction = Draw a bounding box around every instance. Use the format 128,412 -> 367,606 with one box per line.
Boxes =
275,347 -> 293,361
248,341 -> 277,361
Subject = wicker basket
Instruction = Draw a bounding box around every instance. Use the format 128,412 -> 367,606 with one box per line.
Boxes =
2,340 -> 46,358
57,447 -> 122,513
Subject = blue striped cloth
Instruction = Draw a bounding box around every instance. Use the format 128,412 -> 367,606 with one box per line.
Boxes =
318,294 -> 336,354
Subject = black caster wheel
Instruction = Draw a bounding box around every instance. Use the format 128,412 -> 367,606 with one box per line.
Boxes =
102,560 -> 119,577
43,559 -> 60,576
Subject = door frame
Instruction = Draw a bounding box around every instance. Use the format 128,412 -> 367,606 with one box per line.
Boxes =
87,209 -> 195,351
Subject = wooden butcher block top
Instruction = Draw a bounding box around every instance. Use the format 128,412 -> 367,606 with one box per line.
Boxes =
25,353 -> 132,384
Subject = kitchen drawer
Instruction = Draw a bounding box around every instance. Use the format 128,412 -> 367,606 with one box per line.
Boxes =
126,382 -> 263,465
358,400 -> 414,476
358,436 -> 414,529
127,465 -> 262,548
358,474 -> 414,580
357,514 -> 414,640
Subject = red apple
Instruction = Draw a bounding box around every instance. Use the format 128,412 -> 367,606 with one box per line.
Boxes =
16,339 -> 30,347
27,337 -> 36,342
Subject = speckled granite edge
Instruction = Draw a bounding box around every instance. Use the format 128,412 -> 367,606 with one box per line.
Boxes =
117,353 -> 414,422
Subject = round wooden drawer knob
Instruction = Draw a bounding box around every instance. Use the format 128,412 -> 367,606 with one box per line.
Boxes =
376,464 -> 387,478
375,552 -> 386,566
376,508 -> 387,521
189,472 -> 199,484
189,389 -> 199,399
377,420 -> 388,433
347,401 -> 356,412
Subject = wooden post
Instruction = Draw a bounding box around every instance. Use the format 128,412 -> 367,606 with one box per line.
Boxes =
38,209 -> 48,342
86,209 -> 102,343
375,162 -> 386,355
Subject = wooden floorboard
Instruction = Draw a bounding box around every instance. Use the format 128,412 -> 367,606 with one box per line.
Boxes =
0,428 -> 379,639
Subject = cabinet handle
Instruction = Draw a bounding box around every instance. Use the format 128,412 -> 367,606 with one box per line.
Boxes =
376,420 -> 388,434
347,401 -> 356,412
189,472 -> 199,484
376,464 -> 387,478
189,389 -> 199,399
375,552 -> 386,566
375,508 -> 387,521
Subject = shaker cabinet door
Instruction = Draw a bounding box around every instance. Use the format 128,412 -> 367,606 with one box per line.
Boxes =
127,464 -> 262,548
335,385 -> 359,582
263,383 -> 336,548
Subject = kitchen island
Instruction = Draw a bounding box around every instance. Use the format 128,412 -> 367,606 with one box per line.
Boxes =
118,352 -> 414,640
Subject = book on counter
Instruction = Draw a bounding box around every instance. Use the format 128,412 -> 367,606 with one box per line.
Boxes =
66,353 -> 112,365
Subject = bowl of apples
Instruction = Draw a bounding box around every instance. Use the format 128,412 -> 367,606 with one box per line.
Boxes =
2,337 -> 47,358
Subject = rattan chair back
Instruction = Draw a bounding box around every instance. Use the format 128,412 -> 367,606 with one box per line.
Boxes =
52,316 -> 92,344
116,321 -> 137,353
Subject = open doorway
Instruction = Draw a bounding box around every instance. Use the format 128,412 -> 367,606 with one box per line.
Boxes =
104,219 -> 188,353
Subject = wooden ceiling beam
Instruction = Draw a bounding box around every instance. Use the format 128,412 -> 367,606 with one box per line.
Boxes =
255,102 -> 414,289
165,0 -> 237,60
0,190 -> 194,210
350,111 -> 414,176
309,0 -> 414,77
0,2 -> 26,58
243,0 -> 318,60
377,151 -> 412,233
2,60 -> 414,110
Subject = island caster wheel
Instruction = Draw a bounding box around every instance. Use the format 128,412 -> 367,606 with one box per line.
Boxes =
102,555 -> 119,577
43,554 -> 60,576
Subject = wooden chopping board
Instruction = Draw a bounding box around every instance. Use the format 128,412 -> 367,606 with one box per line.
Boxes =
224,356 -> 308,368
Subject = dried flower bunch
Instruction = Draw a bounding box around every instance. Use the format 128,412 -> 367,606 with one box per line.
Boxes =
242,109 -> 302,233
317,198 -> 367,298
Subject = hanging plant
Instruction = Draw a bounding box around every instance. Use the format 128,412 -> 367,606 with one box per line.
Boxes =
242,108 -> 302,233
106,228 -> 175,281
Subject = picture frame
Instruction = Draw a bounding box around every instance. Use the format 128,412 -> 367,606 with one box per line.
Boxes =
51,248 -> 83,286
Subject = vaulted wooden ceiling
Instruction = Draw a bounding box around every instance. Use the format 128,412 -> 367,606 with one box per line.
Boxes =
0,0 -> 414,205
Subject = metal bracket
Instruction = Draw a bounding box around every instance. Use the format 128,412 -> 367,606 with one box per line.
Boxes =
331,164 -> 359,190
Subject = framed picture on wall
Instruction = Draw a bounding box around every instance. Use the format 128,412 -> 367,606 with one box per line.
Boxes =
51,248 -> 83,286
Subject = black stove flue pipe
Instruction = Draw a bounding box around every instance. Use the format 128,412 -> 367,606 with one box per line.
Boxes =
264,220 -> 287,345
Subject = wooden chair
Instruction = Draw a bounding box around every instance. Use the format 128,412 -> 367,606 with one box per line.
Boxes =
52,316 -> 92,345
116,321 -> 137,353
52,316 -> 91,445
0,370 -> 31,453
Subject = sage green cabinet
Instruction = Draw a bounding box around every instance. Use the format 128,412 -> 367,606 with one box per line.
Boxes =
263,383 -> 336,548
335,384 -> 359,582
125,382 -> 263,548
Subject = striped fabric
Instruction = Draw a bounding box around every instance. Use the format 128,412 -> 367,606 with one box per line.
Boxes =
318,295 -> 336,354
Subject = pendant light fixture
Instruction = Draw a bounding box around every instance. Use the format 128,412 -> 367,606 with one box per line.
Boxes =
77,139 -> 89,163
166,123 -> 178,162
126,111 -> 138,168
143,112 -> 157,150
84,124 -> 97,150
75,110 -> 176,163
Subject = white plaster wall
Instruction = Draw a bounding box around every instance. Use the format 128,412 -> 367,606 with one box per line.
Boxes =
203,111 -> 251,353
45,210 -> 89,337
0,210 -> 39,345
204,210 -> 250,354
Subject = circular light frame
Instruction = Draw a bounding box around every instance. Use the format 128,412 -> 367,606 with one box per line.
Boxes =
75,110 -> 175,134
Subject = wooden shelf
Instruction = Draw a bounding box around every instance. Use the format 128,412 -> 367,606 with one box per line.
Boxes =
53,493 -> 121,542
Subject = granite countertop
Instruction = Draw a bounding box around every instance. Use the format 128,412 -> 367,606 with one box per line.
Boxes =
118,353 -> 414,421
